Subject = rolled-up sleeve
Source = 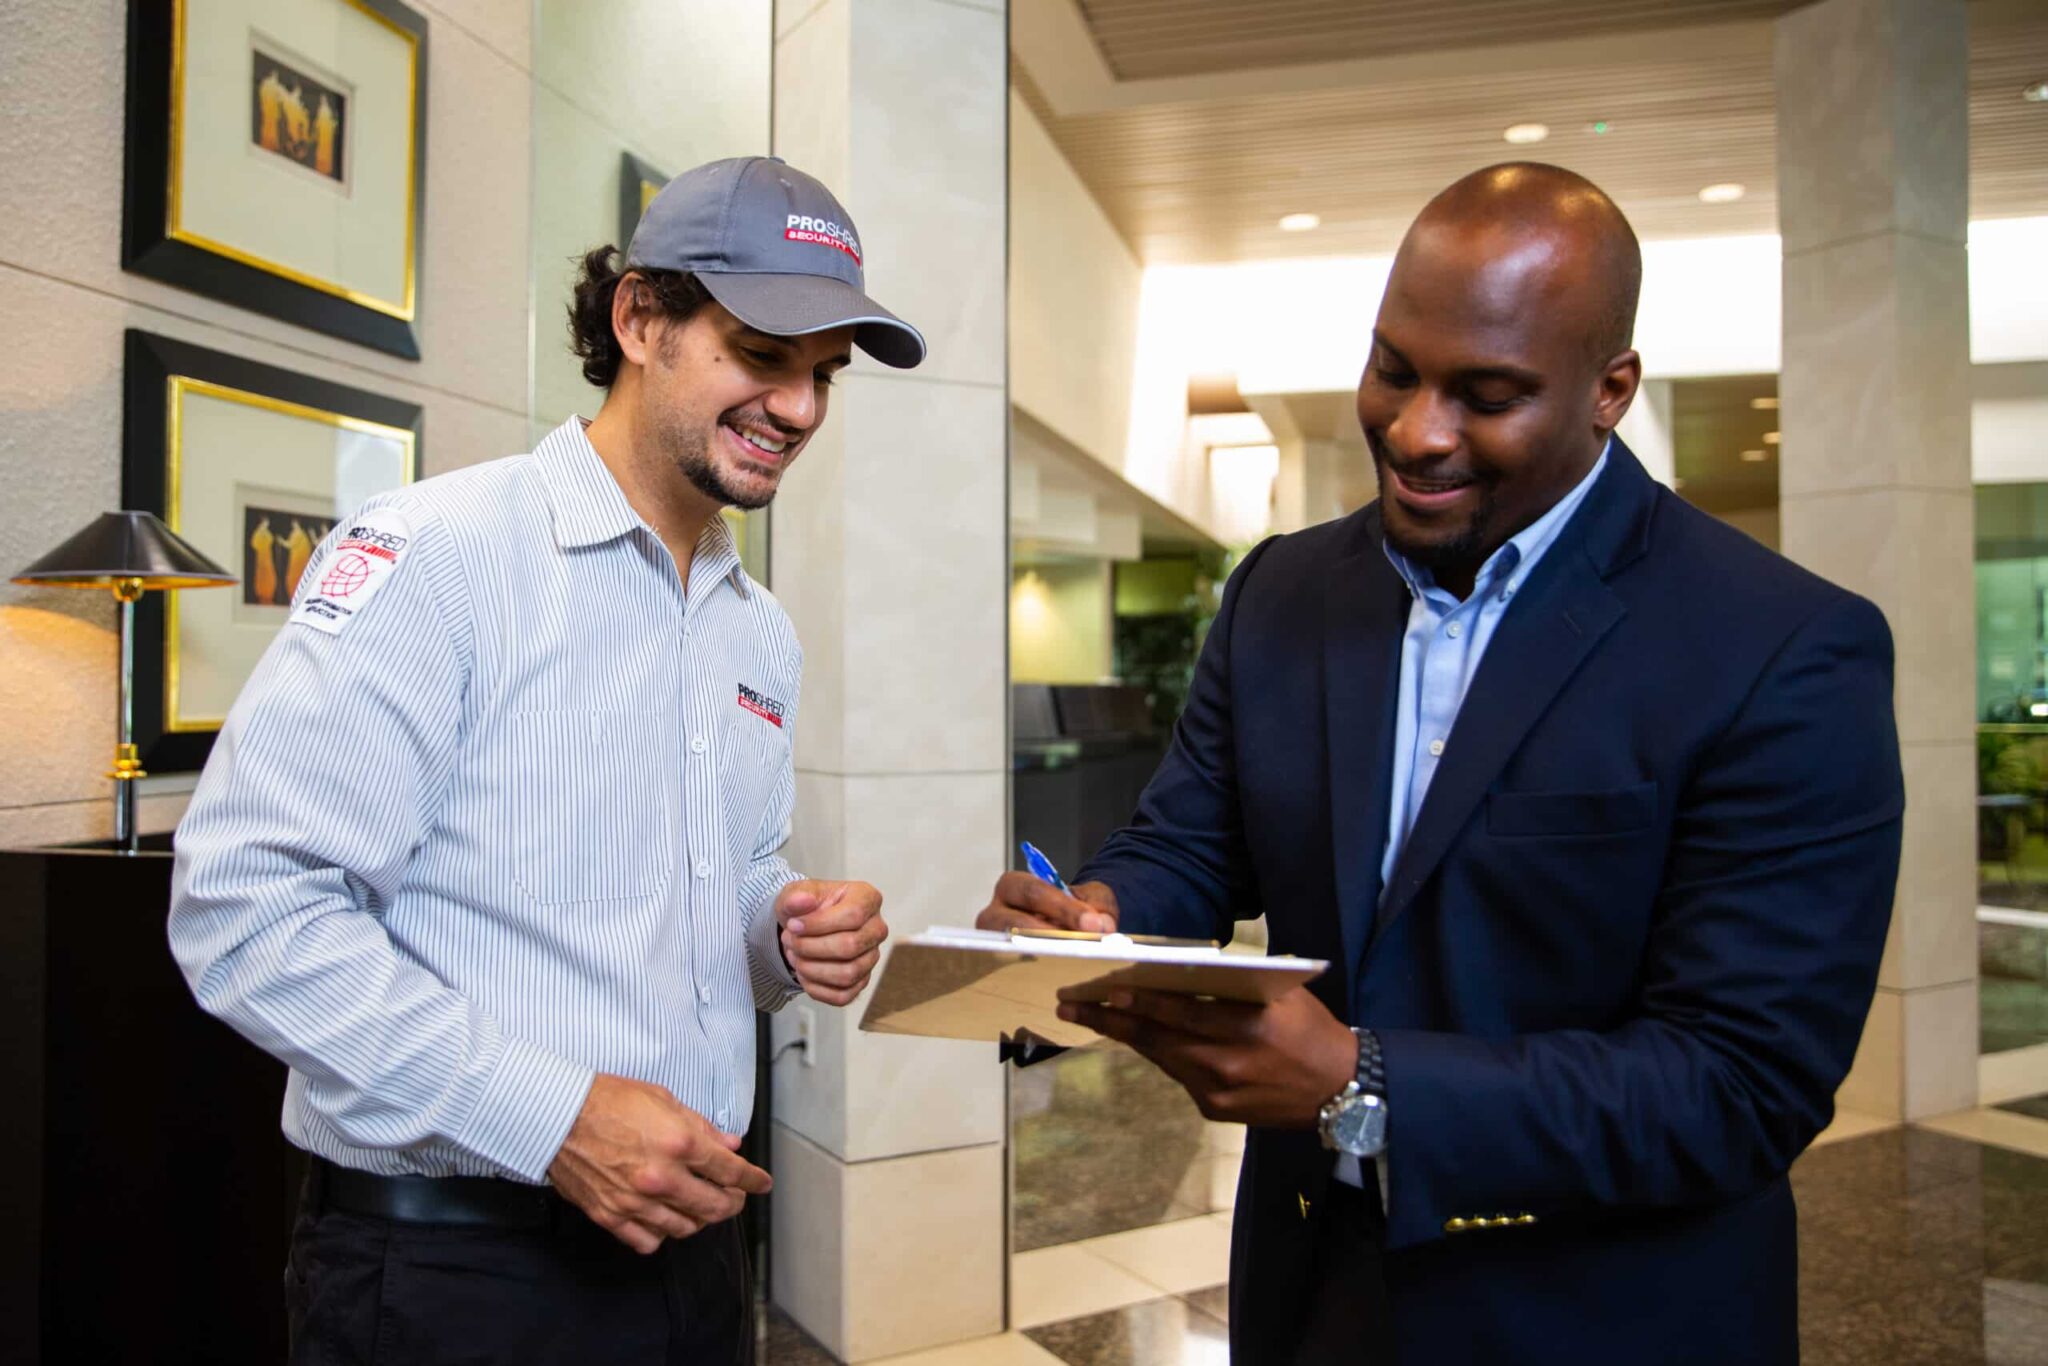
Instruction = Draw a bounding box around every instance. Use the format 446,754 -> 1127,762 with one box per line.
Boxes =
168,503 -> 593,1182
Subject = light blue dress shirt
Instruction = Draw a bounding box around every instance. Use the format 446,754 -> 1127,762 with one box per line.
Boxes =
170,418 -> 805,1184
1338,441 -> 1609,1197
1380,442 -> 1611,890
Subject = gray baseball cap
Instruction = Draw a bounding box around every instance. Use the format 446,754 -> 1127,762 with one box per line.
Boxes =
625,156 -> 926,369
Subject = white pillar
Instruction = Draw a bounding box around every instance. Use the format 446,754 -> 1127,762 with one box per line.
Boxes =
1775,0 -> 1977,1120
766,0 -> 1011,1358
1617,378 -> 1675,487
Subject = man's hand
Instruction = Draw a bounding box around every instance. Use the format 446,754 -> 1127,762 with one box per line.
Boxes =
976,871 -> 1119,935
548,1073 -> 773,1254
1056,985 -> 1357,1128
777,880 -> 888,1007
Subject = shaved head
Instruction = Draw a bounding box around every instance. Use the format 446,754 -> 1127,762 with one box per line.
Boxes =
1355,162 -> 1645,598
1411,162 -> 1642,364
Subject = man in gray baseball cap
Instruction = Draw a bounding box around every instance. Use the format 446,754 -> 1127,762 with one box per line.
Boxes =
171,155 -> 911,1364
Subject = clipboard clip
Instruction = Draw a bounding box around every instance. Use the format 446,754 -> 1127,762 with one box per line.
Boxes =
998,1028 -> 1069,1068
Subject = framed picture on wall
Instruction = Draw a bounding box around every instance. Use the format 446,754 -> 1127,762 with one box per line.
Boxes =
122,0 -> 430,359
620,151 -> 668,254
122,329 -> 422,771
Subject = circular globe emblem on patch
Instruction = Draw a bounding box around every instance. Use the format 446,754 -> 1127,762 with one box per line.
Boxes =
320,552 -> 374,598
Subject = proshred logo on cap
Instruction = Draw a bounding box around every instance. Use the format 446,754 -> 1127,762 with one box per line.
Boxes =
785,214 -> 862,266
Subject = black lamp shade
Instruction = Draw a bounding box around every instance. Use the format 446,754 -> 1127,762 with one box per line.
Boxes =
11,511 -> 236,590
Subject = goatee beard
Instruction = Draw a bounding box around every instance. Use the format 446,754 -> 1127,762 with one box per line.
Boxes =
1372,449 -> 1494,576
668,416 -> 778,511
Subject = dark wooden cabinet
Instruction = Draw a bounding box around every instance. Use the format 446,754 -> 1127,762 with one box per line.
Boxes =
1,840 -> 301,1365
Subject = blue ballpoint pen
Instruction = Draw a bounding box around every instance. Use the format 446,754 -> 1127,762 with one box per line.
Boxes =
1020,840 -> 1070,894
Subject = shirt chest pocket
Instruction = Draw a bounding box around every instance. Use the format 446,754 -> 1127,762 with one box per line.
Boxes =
1486,781 -> 1658,838
507,710 -> 674,903
720,713 -> 789,856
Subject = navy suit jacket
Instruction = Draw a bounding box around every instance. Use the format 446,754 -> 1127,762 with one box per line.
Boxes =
1078,443 -> 1903,1365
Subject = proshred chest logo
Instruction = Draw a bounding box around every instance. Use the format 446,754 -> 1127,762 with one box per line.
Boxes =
784,214 -> 861,266
737,683 -> 787,728
289,510 -> 412,637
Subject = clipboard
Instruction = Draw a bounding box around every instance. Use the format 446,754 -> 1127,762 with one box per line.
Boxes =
857,926 -> 1328,1048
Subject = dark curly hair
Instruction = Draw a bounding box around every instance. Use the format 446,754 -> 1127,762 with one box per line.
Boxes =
566,246 -> 715,388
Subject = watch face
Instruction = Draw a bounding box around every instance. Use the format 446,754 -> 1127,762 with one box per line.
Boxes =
1334,1095 -> 1387,1157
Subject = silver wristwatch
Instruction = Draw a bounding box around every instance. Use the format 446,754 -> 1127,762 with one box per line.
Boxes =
1317,1027 -> 1388,1158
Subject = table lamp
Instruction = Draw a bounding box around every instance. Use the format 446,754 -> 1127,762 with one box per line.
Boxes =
12,511 -> 236,852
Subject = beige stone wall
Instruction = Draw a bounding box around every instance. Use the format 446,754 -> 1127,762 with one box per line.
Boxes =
0,0 -> 536,847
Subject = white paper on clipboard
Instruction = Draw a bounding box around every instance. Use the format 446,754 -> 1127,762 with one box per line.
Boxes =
857,926 -> 1328,1047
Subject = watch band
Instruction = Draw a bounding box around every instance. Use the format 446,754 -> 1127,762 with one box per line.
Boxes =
1354,1027 -> 1386,1098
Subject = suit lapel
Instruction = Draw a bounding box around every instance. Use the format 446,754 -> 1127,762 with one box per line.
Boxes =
1324,509 -> 1410,1001
1367,444 -> 1658,951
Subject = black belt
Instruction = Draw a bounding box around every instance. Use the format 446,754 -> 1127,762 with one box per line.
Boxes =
308,1157 -> 574,1231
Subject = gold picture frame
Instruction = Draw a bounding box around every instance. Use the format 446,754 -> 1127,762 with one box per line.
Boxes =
124,0 -> 430,358
124,330 -> 422,769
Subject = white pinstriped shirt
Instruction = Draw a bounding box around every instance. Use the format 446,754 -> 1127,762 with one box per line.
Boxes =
170,418 -> 805,1183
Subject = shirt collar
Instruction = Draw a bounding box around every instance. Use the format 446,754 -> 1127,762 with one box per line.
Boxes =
534,417 -> 751,598
1383,436 -> 1612,602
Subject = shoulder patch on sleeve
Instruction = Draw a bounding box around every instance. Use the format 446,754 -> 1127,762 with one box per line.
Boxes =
288,509 -> 414,636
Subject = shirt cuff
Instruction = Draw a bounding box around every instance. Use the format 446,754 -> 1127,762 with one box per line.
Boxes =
453,1035 -> 596,1183
749,868 -> 805,999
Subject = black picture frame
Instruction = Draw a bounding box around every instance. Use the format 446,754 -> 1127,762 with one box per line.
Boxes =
122,329 -> 424,772
122,0 -> 431,359
620,151 -> 669,254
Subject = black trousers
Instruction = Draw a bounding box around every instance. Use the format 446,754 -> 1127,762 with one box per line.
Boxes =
1290,1178 -> 1393,1366
285,1169 -> 753,1366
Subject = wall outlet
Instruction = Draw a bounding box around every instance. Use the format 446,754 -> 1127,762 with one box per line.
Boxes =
795,1005 -> 817,1067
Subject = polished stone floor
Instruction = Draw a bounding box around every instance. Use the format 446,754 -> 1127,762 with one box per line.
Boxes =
762,1108 -> 2048,1366
1011,1046 -> 1231,1252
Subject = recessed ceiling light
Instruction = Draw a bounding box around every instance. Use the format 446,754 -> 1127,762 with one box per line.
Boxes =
1278,212 -> 1321,232
2024,81 -> 2048,103
1698,182 -> 1747,204
1750,396 -> 1779,410
1762,431 -> 1781,445
1503,123 -> 1550,145
1741,449 -> 1769,463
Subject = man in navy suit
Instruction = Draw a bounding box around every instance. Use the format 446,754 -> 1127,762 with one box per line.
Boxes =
980,163 -> 1902,1365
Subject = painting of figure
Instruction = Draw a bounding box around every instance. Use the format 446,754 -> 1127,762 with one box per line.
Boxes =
251,48 -> 347,183
241,502 -> 336,608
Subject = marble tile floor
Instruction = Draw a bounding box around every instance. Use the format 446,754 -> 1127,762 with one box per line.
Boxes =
762,1108 -> 2048,1366
1010,1046 -> 1235,1252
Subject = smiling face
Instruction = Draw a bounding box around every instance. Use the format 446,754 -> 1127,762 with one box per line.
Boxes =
638,297 -> 854,511
1356,166 -> 1643,597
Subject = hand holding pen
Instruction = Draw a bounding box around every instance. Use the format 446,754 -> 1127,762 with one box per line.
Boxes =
975,841 -> 1121,937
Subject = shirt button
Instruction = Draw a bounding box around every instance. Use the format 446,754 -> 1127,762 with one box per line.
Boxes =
690,735 -> 707,755
698,984 -> 713,1004
1428,739 -> 1446,758
694,859 -> 712,879
1446,621 -> 1463,639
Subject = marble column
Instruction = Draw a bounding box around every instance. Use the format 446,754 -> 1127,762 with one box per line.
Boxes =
766,0 -> 1011,1359
1775,0 -> 1977,1120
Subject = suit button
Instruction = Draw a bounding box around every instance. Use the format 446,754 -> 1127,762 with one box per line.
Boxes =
1490,1213 -> 1511,1227
1515,1214 -> 1538,1226
1444,1217 -> 1471,1233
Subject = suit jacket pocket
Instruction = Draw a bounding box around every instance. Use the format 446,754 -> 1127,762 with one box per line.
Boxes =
1487,781 -> 1658,838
